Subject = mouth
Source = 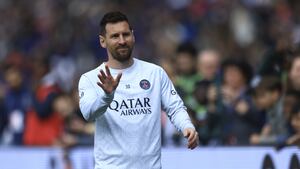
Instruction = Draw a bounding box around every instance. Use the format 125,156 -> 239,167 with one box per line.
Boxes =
118,47 -> 128,50
117,46 -> 129,50
117,47 -> 130,53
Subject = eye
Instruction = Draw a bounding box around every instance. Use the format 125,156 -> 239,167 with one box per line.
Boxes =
111,34 -> 119,39
123,32 -> 130,37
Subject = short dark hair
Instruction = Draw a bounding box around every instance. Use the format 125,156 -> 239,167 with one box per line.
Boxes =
221,58 -> 253,85
99,11 -> 132,36
252,76 -> 282,96
176,42 -> 197,58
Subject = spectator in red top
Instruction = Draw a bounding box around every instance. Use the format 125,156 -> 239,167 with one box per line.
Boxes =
23,56 -> 64,146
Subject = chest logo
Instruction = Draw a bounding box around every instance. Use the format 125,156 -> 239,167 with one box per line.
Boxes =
139,79 -> 151,90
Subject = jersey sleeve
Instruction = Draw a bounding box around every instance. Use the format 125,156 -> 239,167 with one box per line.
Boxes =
78,74 -> 114,121
160,68 -> 195,132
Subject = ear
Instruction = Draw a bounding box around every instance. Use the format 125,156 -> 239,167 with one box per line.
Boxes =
99,35 -> 106,48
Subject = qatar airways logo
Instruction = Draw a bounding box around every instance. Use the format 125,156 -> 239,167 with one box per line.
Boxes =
108,97 -> 152,116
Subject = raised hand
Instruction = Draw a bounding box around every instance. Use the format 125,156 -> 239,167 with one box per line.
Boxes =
97,65 -> 122,94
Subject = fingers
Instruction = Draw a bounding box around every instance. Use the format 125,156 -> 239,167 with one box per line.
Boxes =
188,139 -> 198,149
188,133 -> 197,147
98,66 -> 113,83
97,65 -> 122,94
98,73 -> 105,83
97,82 -> 104,89
183,130 -> 190,138
188,131 -> 196,142
105,65 -> 112,77
184,129 -> 194,142
184,129 -> 199,149
99,66 -> 121,82
100,69 -> 106,78
189,138 -> 198,149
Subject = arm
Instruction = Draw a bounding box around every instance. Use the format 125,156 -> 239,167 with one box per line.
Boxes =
160,68 -> 198,149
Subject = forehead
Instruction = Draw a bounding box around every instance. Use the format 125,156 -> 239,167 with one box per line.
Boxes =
105,21 -> 131,35
292,58 -> 300,68
254,90 -> 271,97
198,51 -> 219,62
224,66 -> 241,73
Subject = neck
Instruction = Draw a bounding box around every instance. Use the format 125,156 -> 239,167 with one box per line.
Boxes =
106,56 -> 134,69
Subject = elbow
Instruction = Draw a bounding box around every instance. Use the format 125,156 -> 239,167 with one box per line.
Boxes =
82,112 -> 93,122
81,110 -> 94,122
79,104 -> 94,122
79,101 -> 108,121
80,105 -> 106,122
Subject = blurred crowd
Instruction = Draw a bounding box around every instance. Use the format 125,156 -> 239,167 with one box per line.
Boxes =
0,0 -> 300,149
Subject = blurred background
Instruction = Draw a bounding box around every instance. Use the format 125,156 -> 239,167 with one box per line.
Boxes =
0,0 -> 300,168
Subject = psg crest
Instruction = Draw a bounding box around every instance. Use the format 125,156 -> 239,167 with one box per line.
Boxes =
140,79 -> 151,90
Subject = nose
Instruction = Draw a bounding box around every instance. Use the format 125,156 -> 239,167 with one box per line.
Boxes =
118,35 -> 126,45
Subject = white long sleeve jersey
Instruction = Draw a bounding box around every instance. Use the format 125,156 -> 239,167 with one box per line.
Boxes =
78,58 -> 195,169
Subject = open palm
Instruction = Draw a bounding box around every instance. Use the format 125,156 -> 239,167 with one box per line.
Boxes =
97,65 -> 122,94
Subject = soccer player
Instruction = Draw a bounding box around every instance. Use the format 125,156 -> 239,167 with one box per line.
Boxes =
78,11 -> 198,169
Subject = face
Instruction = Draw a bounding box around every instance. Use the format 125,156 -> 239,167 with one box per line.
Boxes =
223,66 -> 245,89
100,21 -> 134,62
291,112 -> 300,133
5,68 -> 22,89
53,95 -> 74,118
197,50 -> 220,80
194,85 -> 209,104
176,53 -> 195,75
254,91 -> 277,110
289,57 -> 300,88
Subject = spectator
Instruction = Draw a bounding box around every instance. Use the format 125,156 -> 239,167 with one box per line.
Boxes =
188,48 -> 221,145
196,49 -> 221,82
52,93 -> 76,148
23,57 -> 64,146
53,91 -> 94,148
1,65 -> 32,145
174,42 -> 200,100
207,59 -> 261,145
250,76 -> 289,146
190,80 -> 212,145
286,104 -> 300,147
162,42 -> 199,147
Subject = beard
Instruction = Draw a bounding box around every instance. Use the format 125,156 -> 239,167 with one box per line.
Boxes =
109,44 -> 133,62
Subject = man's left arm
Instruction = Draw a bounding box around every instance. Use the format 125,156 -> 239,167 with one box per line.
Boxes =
159,68 -> 198,149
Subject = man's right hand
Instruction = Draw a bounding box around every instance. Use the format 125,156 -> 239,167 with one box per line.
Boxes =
97,65 -> 122,94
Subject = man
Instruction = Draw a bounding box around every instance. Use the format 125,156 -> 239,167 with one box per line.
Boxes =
196,49 -> 220,82
78,11 -> 198,169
